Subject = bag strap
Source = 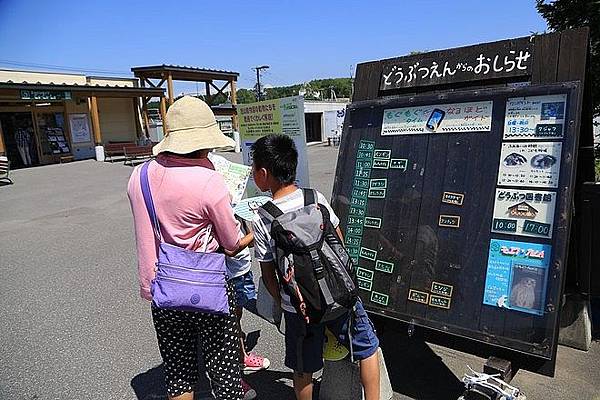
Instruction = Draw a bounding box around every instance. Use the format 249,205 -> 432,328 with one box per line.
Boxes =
303,188 -> 316,206
261,201 -> 284,220
140,161 -> 163,241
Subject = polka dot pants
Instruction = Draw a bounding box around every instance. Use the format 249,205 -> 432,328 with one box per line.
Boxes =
151,284 -> 243,399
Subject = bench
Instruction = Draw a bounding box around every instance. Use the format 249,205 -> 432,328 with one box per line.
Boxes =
60,155 -> 75,164
0,156 -> 13,184
104,142 -> 136,162
123,145 -> 153,166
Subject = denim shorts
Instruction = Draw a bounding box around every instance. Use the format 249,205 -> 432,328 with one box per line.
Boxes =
229,270 -> 256,308
283,301 -> 379,373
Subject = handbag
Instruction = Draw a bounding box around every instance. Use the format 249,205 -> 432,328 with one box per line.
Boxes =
140,161 -> 230,315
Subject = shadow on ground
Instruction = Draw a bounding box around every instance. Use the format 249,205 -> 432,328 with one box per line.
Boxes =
378,324 -> 464,400
130,326 -> 293,400
131,363 -> 297,400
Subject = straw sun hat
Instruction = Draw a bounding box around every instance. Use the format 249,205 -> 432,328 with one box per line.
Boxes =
152,96 -> 235,156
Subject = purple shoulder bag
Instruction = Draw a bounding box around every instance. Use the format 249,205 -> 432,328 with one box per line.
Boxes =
140,161 -> 230,314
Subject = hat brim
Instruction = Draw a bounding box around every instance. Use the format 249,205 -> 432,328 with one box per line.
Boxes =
152,123 -> 235,156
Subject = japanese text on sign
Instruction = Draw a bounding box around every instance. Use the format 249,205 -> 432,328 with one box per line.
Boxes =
381,101 -> 493,135
503,94 -> 567,140
380,39 -> 531,90
491,189 -> 557,238
497,142 -> 562,188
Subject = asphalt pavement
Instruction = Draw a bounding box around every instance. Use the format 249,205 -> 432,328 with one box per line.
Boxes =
0,144 -> 598,400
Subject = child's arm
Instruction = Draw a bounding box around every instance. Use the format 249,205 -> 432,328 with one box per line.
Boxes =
223,232 -> 254,257
259,261 -> 282,303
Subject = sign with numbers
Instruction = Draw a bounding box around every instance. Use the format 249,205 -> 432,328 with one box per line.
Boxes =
491,189 -> 557,238
333,63 -> 584,371
503,94 -> 566,140
497,142 -> 562,188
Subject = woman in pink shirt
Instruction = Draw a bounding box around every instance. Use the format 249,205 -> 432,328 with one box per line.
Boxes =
128,97 -> 253,400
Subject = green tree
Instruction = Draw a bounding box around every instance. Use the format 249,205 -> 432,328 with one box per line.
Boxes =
236,88 -> 257,104
536,0 -> 600,179
536,0 -> 599,115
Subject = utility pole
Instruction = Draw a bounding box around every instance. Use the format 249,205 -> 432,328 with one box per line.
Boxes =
253,65 -> 269,101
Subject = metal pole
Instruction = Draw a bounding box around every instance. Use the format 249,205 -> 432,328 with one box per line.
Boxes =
253,65 -> 269,102
256,68 -> 261,101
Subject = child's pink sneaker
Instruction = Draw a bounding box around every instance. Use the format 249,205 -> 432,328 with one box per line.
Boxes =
243,352 -> 271,372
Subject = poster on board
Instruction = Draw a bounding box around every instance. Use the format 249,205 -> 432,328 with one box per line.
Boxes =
503,94 -> 567,140
497,142 -> 562,188
483,239 -> 551,316
238,96 -> 309,197
68,114 -> 92,144
491,189 -> 557,238
381,101 -> 493,135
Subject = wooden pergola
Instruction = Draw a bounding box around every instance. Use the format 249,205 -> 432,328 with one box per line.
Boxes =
131,65 -> 240,131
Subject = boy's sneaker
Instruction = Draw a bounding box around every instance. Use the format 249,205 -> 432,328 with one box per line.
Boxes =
242,379 -> 257,400
243,352 -> 271,372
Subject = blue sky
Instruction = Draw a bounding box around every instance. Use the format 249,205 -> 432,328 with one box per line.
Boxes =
0,0 -> 548,93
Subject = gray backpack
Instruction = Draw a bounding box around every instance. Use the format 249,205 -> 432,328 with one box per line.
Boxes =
259,189 -> 358,324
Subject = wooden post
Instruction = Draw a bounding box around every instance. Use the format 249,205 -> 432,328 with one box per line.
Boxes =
90,96 -> 102,145
230,79 -> 238,131
141,97 -> 151,137
132,97 -> 144,139
167,73 -> 175,105
0,119 -> 6,155
205,81 -> 212,105
160,96 -> 168,136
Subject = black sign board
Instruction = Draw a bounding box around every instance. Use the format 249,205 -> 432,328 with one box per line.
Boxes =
332,82 -> 582,376
21,90 -> 72,101
380,37 -> 532,91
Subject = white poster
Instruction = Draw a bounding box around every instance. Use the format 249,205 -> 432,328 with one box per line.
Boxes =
497,142 -> 562,188
491,189 -> 557,238
239,96 -> 309,197
381,101 -> 493,135
504,94 -> 567,140
68,113 -> 92,144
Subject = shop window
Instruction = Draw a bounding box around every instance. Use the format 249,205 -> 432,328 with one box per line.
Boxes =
36,112 -> 71,155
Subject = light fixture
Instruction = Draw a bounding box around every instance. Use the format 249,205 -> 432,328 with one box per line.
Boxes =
35,103 -> 51,107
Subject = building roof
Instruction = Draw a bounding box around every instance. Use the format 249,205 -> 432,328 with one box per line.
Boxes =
508,202 -> 538,213
0,82 -> 165,98
131,64 -> 239,82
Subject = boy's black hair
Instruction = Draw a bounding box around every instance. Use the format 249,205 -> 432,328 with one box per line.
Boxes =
251,134 -> 298,184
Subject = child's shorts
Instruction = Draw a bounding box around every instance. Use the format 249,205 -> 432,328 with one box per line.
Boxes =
229,270 -> 256,308
283,301 -> 379,373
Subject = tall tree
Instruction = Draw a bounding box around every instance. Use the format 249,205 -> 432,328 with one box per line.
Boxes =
536,0 -> 600,116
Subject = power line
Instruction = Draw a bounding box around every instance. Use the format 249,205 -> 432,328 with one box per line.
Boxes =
0,59 -> 130,75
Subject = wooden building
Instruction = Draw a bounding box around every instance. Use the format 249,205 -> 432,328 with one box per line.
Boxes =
0,69 -> 164,168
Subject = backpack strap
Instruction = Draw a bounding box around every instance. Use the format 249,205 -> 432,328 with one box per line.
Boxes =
260,201 -> 284,220
140,161 -> 163,241
303,188 -> 316,206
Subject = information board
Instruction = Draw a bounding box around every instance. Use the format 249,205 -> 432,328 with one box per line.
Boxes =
332,83 -> 581,370
238,96 -> 309,196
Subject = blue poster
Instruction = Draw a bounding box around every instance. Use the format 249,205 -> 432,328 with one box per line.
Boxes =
483,239 -> 551,315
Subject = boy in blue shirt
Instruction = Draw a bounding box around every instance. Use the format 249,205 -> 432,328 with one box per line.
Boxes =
251,134 -> 381,400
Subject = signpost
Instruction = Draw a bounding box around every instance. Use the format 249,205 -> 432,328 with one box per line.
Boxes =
333,28 -> 592,380
238,96 -> 309,196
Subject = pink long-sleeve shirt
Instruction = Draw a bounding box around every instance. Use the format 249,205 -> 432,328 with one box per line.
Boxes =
127,154 -> 240,301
